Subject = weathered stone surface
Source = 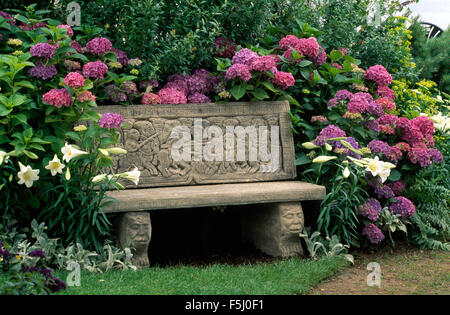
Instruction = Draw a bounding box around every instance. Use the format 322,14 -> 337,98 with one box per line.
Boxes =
102,181 -> 326,213
241,202 -> 304,257
96,101 -> 296,188
118,211 -> 152,267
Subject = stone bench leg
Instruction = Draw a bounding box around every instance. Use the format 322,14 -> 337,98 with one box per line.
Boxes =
241,202 -> 304,258
118,211 -> 152,268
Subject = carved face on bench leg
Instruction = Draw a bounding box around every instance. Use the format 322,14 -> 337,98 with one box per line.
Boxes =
279,203 -> 304,257
119,212 -> 152,268
280,203 -> 304,236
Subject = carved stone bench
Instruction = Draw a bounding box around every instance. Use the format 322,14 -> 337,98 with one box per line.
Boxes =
97,101 -> 326,267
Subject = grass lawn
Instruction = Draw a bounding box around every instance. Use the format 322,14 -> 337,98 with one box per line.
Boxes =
53,256 -> 348,295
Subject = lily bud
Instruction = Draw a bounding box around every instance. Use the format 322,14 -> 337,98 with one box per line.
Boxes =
105,147 -> 128,155
343,167 -> 350,178
312,156 -> 337,163
301,142 -> 320,150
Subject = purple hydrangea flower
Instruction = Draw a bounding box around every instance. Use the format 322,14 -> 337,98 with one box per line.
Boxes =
105,84 -> 127,103
99,112 -> 124,129
120,81 -> 138,96
187,73 -> 211,94
362,223 -> 385,244
365,119 -> 381,132
389,196 -> 415,219
334,137 -> 361,158
111,48 -> 129,66
30,43 -> 56,59
231,48 -> 258,66
335,89 -> 353,101
28,61 -> 57,80
311,46 -> 327,66
367,102 -> 384,116
359,198 -> 382,221
368,140 -> 390,154
188,92 -> 211,103
313,125 -> 347,146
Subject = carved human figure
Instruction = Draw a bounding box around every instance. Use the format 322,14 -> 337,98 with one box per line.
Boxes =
118,212 -> 152,267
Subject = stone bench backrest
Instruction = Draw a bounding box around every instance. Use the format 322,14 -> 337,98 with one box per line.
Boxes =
96,101 -> 296,188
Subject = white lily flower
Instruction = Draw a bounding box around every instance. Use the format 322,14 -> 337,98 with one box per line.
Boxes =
120,167 -> 141,185
44,154 -> 65,176
365,156 -> 384,177
61,142 -> 88,163
17,162 -> 39,188
379,168 -> 391,183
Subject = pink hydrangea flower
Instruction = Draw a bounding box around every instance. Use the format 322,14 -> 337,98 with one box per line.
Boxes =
56,24 -> 74,36
250,56 -> 276,72
157,88 -> 187,104
347,93 -> 369,113
295,37 -> 320,57
278,35 -> 301,50
376,85 -> 395,101
42,88 -> 73,108
64,72 -> 85,88
85,37 -> 112,55
82,61 -> 108,79
214,37 -> 237,58
364,65 -> 392,86
225,63 -> 252,82
272,71 -> 295,89
141,93 -> 161,105
77,91 -> 96,103
411,116 -> 435,137
375,97 -> 396,112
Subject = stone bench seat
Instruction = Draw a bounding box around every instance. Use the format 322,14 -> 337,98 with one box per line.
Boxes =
103,181 -> 326,213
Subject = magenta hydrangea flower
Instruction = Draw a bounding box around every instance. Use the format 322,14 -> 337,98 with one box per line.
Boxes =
158,87 -> 187,104
28,61 -> 57,80
332,62 -> 343,70
362,224 -> 385,244
64,72 -> 85,88
231,48 -> 258,66
295,37 -> 320,57
250,55 -> 276,72
188,92 -> 211,104
70,40 -> 83,54
214,37 -> 237,58
164,79 -> 189,95
385,146 -> 402,162
281,48 -> 302,63
85,37 -> 112,55
82,61 -> 108,79
141,93 -> 161,105
313,125 -> 346,146
56,24 -> 73,36
347,93 -> 369,113
77,91 -> 96,103
376,85 -> 395,101
395,142 -> 411,153
225,63 -> 252,82
364,65 -> 392,86
407,143 -> 432,167
278,35 -> 301,50
99,112 -> 124,129
272,71 -> 295,89
378,114 -> 397,125
42,88 -> 73,108
359,198 -> 382,222
389,196 -> 415,219
411,116 -> 435,137
30,43 -> 56,59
